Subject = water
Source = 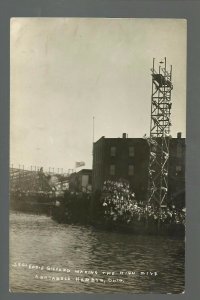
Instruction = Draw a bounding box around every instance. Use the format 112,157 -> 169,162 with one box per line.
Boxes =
9,212 -> 185,293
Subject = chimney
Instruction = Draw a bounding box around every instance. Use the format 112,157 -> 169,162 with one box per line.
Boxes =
177,132 -> 182,139
122,133 -> 127,139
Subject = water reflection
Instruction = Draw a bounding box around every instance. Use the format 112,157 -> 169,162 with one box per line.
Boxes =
9,212 -> 184,293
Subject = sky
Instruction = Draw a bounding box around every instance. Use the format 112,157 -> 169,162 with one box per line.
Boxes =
10,18 -> 187,172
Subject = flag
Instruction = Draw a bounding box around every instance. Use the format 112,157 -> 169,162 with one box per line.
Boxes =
75,161 -> 85,168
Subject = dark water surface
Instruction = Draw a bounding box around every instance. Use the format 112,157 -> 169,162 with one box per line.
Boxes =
9,212 -> 185,293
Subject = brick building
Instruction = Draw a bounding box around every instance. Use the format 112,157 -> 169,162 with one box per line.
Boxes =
92,133 -> 185,207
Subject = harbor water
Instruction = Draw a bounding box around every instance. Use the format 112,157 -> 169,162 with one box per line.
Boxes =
9,211 -> 185,293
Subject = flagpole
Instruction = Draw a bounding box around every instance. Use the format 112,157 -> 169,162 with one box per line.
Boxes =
92,116 -> 95,160
93,116 -> 95,144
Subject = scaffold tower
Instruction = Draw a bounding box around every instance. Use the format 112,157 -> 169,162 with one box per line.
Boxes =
147,57 -> 173,209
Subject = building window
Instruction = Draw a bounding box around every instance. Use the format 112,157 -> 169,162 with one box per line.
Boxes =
110,146 -> 116,157
175,165 -> 182,176
129,146 -> 134,157
177,144 -> 182,158
110,165 -> 115,175
128,165 -> 134,176
176,166 -> 182,172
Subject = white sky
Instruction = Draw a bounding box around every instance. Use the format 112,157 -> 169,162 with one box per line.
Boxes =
10,18 -> 186,172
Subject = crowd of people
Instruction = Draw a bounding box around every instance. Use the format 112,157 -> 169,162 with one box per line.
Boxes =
101,180 -> 185,226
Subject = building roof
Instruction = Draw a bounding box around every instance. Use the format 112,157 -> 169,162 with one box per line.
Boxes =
94,134 -> 185,145
77,169 -> 92,174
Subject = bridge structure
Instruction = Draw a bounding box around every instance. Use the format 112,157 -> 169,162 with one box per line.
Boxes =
10,166 -> 71,197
